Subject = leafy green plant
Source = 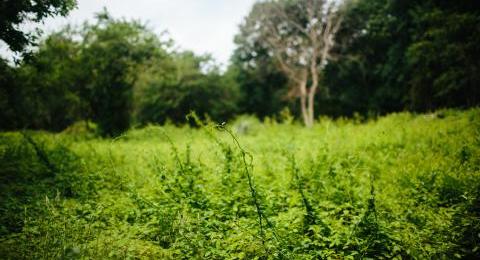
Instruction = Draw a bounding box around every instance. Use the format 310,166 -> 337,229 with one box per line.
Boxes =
1,108 -> 479,258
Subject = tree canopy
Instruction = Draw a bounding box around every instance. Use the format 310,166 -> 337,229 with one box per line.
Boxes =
234,0 -> 347,127
323,0 -> 480,115
0,0 -> 77,52
1,0 -> 479,134
0,10 -> 240,136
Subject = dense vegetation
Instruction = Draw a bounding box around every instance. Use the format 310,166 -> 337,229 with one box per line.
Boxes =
0,109 -> 479,258
0,0 -> 76,52
232,0 -> 480,118
0,11 -> 239,136
1,0 -> 479,258
1,0 -> 479,135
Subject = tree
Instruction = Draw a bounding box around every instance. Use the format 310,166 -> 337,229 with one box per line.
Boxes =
0,0 -> 77,52
323,0 -> 409,117
81,11 -> 164,136
240,0 -> 347,127
230,33 -> 290,118
134,51 -> 240,125
0,30 -> 84,131
19,30 -> 83,130
0,58 -> 18,129
405,0 -> 480,110
1,9 -> 240,133
324,0 -> 480,114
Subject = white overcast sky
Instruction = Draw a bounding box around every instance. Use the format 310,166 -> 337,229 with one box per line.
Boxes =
2,0 -> 257,66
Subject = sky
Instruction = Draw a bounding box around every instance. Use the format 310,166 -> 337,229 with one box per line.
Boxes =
2,0 -> 258,66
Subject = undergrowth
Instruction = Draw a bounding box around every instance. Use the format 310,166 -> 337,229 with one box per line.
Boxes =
0,108 -> 479,259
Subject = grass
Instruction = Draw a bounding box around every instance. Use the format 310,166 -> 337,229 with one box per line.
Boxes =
0,108 -> 479,259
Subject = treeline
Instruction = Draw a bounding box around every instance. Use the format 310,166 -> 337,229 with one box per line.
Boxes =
233,0 -> 480,118
1,0 -> 479,135
0,12 -> 240,136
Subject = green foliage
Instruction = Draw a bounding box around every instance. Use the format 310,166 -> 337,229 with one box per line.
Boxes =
324,0 -> 480,115
406,0 -> 480,110
1,109 -> 479,258
134,52 -> 240,125
0,58 -> 18,129
0,0 -> 77,52
12,30 -> 83,130
2,0 -> 479,132
230,27 -> 291,118
323,0 -> 410,116
1,10 -> 241,135
3,1 -> 479,132
80,11 -> 164,136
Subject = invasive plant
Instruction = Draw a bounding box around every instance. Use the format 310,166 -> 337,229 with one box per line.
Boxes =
216,122 -> 282,247
287,153 -> 331,236
1,109 -> 478,258
21,132 -> 56,174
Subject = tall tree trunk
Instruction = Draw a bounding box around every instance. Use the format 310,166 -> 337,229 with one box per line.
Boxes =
306,52 -> 319,127
302,89 -> 314,128
299,71 -> 310,127
300,91 -> 309,127
307,83 -> 319,127
307,88 -> 315,127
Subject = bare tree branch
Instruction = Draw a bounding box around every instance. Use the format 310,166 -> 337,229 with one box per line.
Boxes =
243,0 -> 347,126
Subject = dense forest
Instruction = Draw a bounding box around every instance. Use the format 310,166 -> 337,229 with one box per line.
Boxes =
1,0 -> 478,135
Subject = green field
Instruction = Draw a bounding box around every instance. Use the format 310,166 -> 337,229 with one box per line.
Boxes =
1,109 -> 479,259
